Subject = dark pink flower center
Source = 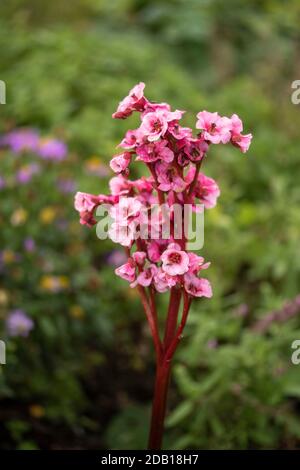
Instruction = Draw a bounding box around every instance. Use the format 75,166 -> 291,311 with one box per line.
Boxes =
168,252 -> 182,264
153,120 -> 162,131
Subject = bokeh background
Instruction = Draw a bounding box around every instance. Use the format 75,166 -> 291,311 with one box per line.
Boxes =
1,0 -> 300,449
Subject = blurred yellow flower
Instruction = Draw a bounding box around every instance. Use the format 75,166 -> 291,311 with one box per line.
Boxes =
29,405 -> 45,419
2,249 -> 16,264
0,289 -> 9,305
85,155 -> 103,166
39,275 -> 70,292
69,305 -> 85,319
10,208 -> 28,226
39,207 -> 56,224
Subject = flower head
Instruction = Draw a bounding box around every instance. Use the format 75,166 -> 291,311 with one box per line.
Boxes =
76,84 -> 252,299
161,243 -> 190,276
113,82 -> 147,119
184,273 -> 212,298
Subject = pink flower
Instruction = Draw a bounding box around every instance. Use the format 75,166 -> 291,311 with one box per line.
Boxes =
110,197 -> 143,224
186,168 -> 220,209
140,109 -> 182,142
161,243 -> 190,276
136,140 -> 174,163
196,111 -> 232,144
184,273 -> 213,297
143,102 -> 171,114
109,197 -> 145,247
156,161 -> 186,193
132,251 -> 146,266
153,267 -> 177,293
147,240 -> 168,263
74,192 -> 99,212
140,110 -> 169,141
184,138 -> 208,163
168,123 -> 192,141
118,129 -> 144,149
79,210 -> 97,228
115,259 -> 136,282
230,114 -> 252,153
110,152 -> 132,173
109,223 -> 136,247
188,252 -> 210,273
112,82 -> 147,119
109,175 -> 132,196
131,264 -> 157,288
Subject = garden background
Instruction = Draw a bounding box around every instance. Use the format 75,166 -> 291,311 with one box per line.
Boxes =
1,0 -> 300,449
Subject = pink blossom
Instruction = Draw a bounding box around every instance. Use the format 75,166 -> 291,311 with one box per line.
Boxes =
187,252 -> 210,273
110,197 -> 143,224
113,82 -> 147,119
136,140 -> 174,163
109,223 -> 136,247
79,210 -> 97,228
134,176 -> 154,193
109,197 -> 145,247
115,259 -> 136,282
119,129 -> 144,149
74,192 -> 99,212
156,161 -> 186,193
109,175 -> 132,196
230,114 -> 252,153
231,133 -> 252,153
161,243 -> 190,276
184,273 -> 212,297
184,138 -> 208,163
132,251 -> 146,266
140,110 -> 169,141
110,152 -> 132,173
76,85 -> 253,304
186,168 -> 220,209
196,111 -> 232,144
131,264 -> 157,288
143,102 -> 171,114
147,240 -> 168,263
153,267 -> 177,293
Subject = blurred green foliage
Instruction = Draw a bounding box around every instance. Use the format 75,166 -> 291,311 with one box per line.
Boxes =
0,0 -> 300,449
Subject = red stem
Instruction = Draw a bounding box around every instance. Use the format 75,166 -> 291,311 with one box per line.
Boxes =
137,285 -> 162,361
148,357 -> 172,449
166,291 -> 191,360
147,163 -> 165,206
163,287 -> 182,351
148,288 -> 191,450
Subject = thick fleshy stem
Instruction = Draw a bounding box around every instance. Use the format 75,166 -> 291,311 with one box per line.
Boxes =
148,355 -> 172,450
148,288 -> 191,450
137,284 -> 162,362
163,287 -> 182,351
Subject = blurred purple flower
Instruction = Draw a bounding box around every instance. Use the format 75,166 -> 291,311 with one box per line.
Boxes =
106,250 -> 127,267
57,178 -> 77,194
37,138 -> 67,161
6,309 -> 34,337
24,238 -> 36,252
16,163 -> 40,184
0,129 -> 39,154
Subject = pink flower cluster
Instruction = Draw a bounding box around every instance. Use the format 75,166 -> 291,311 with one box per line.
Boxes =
74,83 -> 252,298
